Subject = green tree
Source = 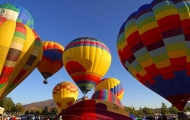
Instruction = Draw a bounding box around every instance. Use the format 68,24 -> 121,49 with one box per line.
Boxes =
41,106 -> 49,114
50,107 -> 57,114
142,107 -> 154,115
30,110 -> 34,114
25,110 -> 29,115
14,103 -> 25,114
161,102 -> 169,114
138,107 -> 144,116
169,105 -> 178,114
124,106 -> 134,114
0,97 -> 15,112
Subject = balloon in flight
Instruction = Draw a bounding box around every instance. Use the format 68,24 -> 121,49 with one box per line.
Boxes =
0,17 -> 43,100
0,3 -> 34,29
37,41 -> 64,84
95,78 -> 124,100
52,81 -> 78,110
63,37 -> 111,95
117,0 -> 190,111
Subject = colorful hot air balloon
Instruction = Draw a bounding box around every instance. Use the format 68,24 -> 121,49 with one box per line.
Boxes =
52,81 -> 78,110
91,89 -> 123,108
63,37 -> 112,95
0,3 -> 34,29
55,99 -> 132,120
0,17 -> 43,100
117,0 -> 190,111
95,78 -> 124,100
37,41 -> 64,84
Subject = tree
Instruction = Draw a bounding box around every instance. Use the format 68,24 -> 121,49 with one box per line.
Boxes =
137,107 -> 144,116
161,102 -> 169,114
14,103 -> 25,114
169,105 -> 178,114
124,106 -> 134,114
0,97 -> 15,112
30,110 -> 34,114
41,106 -> 49,114
142,107 -> 154,115
25,110 -> 29,115
50,107 -> 57,114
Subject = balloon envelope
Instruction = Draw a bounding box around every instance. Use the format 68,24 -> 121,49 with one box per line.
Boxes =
0,3 -> 34,29
37,41 -> 64,84
52,81 -> 78,110
91,89 -> 123,108
63,37 -> 111,95
117,0 -> 190,111
0,17 -> 43,100
95,78 -> 124,100
55,99 -> 132,120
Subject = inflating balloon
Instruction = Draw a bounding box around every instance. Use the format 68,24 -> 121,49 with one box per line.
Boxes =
63,37 -> 111,95
37,41 -> 64,84
95,78 -> 124,100
117,0 -> 190,111
91,89 -> 123,108
0,3 -> 34,29
0,17 -> 43,100
55,99 -> 132,120
52,81 -> 78,110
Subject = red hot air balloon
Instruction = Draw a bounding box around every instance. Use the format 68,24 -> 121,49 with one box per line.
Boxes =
117,0 -> 190,111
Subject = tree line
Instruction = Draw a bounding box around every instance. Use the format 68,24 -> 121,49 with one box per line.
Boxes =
0,97 -> 61,115
124,103 -> 190,117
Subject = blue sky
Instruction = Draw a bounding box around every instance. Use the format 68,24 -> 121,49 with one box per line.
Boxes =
0,0 -> 174,109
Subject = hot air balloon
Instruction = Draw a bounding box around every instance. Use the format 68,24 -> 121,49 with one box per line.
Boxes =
91,89 -> 123,108
0,17 -> 43,100
117,0 -> 190,111
63,37 -> 111,95
95,78 -> 124,100
52,81 -> 78,110
37,41 -> 64,84
55,99 -> 132,120
0,3 -> 34,29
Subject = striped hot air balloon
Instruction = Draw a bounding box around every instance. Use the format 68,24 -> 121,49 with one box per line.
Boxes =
52,81 -> 78,110
37,41 -> 64,84
117,0 -> 190,111
0,17 -> 43,100
91,89 -> 123,108
63,37 -> 111,95
95,78 -> 124,100
0,3 -> 34,29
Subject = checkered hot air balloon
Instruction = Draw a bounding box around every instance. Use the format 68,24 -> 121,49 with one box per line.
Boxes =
95,78 -> 124,100
63,37 -> 112,95
0,3 -> 34,29
52,81 -> 78,110
117,0 -> 190,111
0,17 -> 43,100
37,41 -> 64,84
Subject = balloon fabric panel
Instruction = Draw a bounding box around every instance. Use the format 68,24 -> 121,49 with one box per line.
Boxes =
0,3 -> 34,29
63,37 -> 111,94
117,0 -> 190,111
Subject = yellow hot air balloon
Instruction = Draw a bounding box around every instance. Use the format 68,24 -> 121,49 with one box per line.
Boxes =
0,17 -> 43,100
62,37 -> 112,95
94,78 -> 124,100
52,81 -> 78,110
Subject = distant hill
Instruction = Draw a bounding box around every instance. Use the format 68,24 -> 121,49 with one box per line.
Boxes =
23,99 -> 57,110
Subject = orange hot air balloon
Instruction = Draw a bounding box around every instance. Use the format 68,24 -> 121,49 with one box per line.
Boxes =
37,41 -> 64,84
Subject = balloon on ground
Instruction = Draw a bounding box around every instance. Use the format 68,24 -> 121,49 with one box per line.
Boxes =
0,3 -> 34,29
37,41 -> 64,84
95,78 -> 124,100
117,0 -> 190,111
55,99 -> 132,120
0,17 -> 43,100
52,81 -> 78,110
91,89 -> 123,108
63,37 -> 112,95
